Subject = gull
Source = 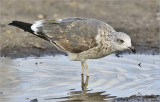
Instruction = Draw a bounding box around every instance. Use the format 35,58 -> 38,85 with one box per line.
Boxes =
9,17 -> 136,76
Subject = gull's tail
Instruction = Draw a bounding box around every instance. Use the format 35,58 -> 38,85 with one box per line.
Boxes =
9,21 -> 49,41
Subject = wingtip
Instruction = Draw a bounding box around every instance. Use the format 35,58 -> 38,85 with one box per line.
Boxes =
8,22 -> 12,25
8,21 -> 18,25
8,21 -> 13,25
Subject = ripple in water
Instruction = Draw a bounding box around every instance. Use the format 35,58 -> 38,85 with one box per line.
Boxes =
0,54 -> 159,102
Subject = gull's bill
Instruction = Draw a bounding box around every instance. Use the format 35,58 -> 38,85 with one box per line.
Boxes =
128,46 -> 136,53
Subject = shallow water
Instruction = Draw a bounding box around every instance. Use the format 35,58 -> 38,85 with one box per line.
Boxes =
0,54 -> 160,102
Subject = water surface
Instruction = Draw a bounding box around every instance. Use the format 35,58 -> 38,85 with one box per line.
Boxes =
0,54 -> 160,102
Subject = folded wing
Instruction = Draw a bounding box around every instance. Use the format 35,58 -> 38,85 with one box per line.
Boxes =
31,17 -> 115,53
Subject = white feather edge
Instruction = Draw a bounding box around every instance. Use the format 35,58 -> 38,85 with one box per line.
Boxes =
31,20 -> 45,32
31,19 -> 62,32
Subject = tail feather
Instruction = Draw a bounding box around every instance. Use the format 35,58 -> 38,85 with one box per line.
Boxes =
9,21 -> 49,41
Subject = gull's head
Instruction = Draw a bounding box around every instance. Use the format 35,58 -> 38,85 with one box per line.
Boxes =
111,32 -> 136,53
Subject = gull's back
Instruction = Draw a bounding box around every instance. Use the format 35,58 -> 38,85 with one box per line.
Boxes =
32,17 -> 115,53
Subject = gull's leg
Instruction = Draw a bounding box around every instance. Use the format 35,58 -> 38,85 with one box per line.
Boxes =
81,74 -> 89,91
83,76 -> 89,91
81,61 -> 84,75
83,61 -> 89,77
81,74 -> 84,90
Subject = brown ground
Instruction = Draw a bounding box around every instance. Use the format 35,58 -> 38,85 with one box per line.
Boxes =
0,0 -> 160,57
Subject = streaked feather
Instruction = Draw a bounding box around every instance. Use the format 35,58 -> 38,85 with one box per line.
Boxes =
32,17 -> 115,53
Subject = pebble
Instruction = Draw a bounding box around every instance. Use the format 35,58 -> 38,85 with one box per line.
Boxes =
6,30 -> 11,34
37,14 -> 45,19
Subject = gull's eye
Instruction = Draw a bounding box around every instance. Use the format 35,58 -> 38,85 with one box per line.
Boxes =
117,39 -> 124,44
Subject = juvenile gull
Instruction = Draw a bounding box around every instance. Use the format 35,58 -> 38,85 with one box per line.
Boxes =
9,17 -> 136,76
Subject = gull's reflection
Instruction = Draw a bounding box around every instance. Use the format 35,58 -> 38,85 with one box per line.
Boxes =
46,75 -> 116,102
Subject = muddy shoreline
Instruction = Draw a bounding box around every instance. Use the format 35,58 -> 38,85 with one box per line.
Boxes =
1,44 -> 159,58
111,95 -> 160,102
29,95 -> 160,102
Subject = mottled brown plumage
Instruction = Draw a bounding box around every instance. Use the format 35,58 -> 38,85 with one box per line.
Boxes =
37,17 -> 115,53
